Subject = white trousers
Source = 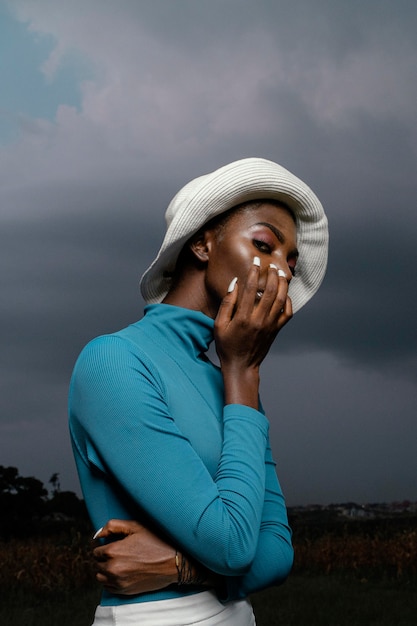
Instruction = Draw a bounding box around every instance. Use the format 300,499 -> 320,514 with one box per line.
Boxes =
92,590 -> 256,625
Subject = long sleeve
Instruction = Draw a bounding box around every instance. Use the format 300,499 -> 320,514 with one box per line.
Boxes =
68,305 -> 293,604
222,442 -> 293,599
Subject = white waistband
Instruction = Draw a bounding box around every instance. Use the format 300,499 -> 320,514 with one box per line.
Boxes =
92,590 -> 256,625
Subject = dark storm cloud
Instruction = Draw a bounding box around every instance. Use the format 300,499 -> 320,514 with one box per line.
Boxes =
1,0 -> 416,502
1,181 -> 174,377
278,207 -> 417,374
123,0 -> 417,57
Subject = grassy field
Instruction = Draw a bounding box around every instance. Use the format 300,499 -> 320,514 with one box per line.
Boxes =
1,517 -> 416,625
0,587 -> 99,626
252,574 -> 417,625
2,574 -> 417,626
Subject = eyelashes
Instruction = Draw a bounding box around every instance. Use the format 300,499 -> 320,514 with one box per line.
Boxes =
253,239 -> 272,254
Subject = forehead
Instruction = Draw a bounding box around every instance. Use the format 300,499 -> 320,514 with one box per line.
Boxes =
226,202 -> 297,233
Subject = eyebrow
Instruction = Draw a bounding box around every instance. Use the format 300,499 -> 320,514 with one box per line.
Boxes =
255,222 -> 299,257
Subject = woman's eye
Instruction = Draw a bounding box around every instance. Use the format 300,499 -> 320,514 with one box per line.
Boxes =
253,240 -> 271,253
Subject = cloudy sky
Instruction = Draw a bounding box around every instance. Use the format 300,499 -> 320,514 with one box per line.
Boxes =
1,0 -> 416,506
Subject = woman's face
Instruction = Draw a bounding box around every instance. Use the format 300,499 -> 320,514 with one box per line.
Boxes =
199,203 -> 298,315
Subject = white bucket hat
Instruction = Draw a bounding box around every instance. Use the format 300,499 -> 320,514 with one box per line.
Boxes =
140,157 -> 328,313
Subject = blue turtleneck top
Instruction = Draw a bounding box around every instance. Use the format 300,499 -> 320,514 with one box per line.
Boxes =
69,304 -> 293,605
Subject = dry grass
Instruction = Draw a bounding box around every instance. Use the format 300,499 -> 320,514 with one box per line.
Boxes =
0,531 -> 95,594
1,522 -> 416,595
293,526 -> 417,578
1,520 -> 416,625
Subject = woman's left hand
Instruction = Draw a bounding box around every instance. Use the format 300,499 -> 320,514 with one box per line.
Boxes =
93,519 -> 177,595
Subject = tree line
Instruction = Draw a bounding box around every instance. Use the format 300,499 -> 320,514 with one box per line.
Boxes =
0,465 -> 88,538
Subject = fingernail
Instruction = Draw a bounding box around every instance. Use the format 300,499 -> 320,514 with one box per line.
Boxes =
278,269 -> 286,278
93,527 -> 103,540
269,263 -> 278,270
253,256 -> 261,267
227,277 -> 238,292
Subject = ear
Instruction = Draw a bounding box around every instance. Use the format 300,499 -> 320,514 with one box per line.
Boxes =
188,229 -> 214,263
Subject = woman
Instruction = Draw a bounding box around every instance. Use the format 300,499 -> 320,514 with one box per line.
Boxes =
69,157 -> 328,624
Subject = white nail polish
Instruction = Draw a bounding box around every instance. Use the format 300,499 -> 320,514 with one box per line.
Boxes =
227,277 -> 238,292
253,256 -> 261,267
278,269 -> 286,278
269,263 -> 278,270
93,527 -> 103,540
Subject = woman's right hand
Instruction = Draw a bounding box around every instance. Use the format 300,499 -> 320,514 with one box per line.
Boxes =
93,520 -> 216,595
214,260 -> 292,408
93,520 -> 178,595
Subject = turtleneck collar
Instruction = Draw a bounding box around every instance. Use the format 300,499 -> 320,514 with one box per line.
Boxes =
142,303 -> 215,357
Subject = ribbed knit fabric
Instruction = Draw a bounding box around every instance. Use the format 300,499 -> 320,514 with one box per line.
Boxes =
68,304 -> 293,606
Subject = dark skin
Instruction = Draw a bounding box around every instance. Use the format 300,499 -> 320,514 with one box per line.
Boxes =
93,203 -> 297,594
